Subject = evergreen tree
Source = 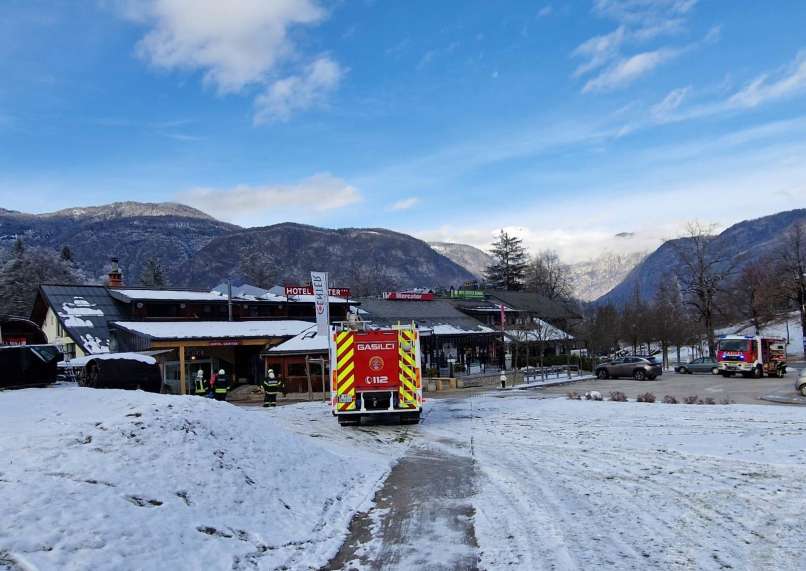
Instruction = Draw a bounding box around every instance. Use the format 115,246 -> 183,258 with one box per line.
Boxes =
0,244 -> 82,317
60,245 -> 73,262
139,257 -> 167,288
484,231 -> 528,290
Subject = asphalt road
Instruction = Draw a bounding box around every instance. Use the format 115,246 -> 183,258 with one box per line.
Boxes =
533,366 -> 805,405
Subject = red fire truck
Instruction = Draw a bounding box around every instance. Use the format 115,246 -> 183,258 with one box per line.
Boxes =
716,335 -> 787,378
330,324 -> 423,426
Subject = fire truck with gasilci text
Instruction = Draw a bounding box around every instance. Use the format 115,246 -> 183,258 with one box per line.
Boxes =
330,323 -> 423,426
716,335 -> 787,378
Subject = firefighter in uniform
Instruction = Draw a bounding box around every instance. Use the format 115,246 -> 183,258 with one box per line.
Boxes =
262,368 -> 282,407
193,369 -> 207,397
213,368 -> 229,401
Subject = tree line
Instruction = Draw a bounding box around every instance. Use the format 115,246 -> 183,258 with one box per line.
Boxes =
0,238 -> 169,318
484,222 -> 806,360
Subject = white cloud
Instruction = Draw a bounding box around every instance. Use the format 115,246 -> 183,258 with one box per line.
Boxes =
537,5 -> 553,18
389,197 -> 420,211
254,56 -> 343,124
652,85 -> 690,118
176,173 -> 360,224
115,0 -> 339,121
651,50 -> 806,123
573,0 -> 699,92
583,48 -> 679,93
572,27 -> 626,77
727,50 -> 806,109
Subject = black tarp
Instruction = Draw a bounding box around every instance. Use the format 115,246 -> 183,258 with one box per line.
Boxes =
0,345 -> 61,389
80,358 -> 162,393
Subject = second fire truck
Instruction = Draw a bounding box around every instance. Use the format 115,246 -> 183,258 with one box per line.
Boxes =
716,335 -> 787,378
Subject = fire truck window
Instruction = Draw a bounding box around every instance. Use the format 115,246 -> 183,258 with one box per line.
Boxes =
718,340 -> 749,351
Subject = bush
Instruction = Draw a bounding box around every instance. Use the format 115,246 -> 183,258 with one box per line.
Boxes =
636,392 -> 656,403
703,397 -> 716,405
720,397 -> 734,405
424,367 -> 440,378
662,395 -> 678,404
567,391 -> 581,400
683,395 -> 699,404
585,391 -> 603,401
452,363 -> 466,373
609,391 -> 628,402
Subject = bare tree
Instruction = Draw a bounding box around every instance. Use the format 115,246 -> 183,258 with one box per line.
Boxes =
726,258 -> 786,334
671,222 -> 736,356
583,304 -> 620,357
524,250 -> 573,300
779,222 -> 806,358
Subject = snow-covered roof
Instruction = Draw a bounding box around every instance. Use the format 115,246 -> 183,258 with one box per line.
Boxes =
39,285 -> 125,355
112,320 -> 313,341
286,294 -> 350,304
265,326 -> 329,354
110,289 -> 227,302
505,318 -> 572,342
67,352 -> 157,367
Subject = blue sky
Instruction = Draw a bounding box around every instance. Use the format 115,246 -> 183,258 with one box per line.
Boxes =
1,0 -> 805,261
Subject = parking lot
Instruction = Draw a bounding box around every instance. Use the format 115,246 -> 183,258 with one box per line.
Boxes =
536,364 -> 806,405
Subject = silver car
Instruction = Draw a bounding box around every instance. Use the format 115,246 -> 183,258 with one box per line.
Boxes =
675,357 -> 718,375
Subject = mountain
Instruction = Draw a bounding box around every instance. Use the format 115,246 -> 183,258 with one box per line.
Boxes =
180,223 -> 476,290
429,242 -> 493,279
0,202 -> 237,283
568,251 -> 646,302
595,209 -> 806,306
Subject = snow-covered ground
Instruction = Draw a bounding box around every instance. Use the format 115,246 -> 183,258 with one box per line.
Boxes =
0,386 -> 408,570
423,394 -> 806,570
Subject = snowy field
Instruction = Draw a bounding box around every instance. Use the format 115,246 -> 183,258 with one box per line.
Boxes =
3,387 -> 806,571
423,394 -> 806,570
0,387 -> 408,571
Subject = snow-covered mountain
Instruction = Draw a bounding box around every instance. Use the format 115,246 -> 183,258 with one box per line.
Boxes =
568,252 -> 647,302
429,242 -> 493,279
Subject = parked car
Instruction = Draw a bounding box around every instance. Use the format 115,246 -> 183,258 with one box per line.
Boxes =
596,356 -> 662,381
674,357 -> 718,375
797,369 -> 806,397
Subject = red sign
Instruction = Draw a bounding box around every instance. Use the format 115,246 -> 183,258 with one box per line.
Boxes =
383,292 -> 434,301
353,330 -> 400,390
284,285 -> 351,298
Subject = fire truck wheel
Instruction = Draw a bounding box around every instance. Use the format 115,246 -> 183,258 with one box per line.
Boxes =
337,415 -> 361,427
400,412 -> 421,425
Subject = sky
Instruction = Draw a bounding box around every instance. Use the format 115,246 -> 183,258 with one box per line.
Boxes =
1,0 -> 805,263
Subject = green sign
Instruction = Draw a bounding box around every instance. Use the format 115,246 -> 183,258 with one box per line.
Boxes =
449,290 -> 485,300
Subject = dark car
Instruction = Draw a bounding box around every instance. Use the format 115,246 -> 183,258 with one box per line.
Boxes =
596,356 -> 663,381
675,357 -> 718,375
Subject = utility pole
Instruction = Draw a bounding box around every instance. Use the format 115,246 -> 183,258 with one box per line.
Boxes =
227,279 -> 233,322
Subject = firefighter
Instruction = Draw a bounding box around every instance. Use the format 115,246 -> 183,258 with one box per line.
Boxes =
213,368 -> 229,401
193,369 -> 207,397
262,368 -> 282,407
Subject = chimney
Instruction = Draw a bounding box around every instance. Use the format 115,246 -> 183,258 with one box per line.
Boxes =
107,257 -> 123,288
